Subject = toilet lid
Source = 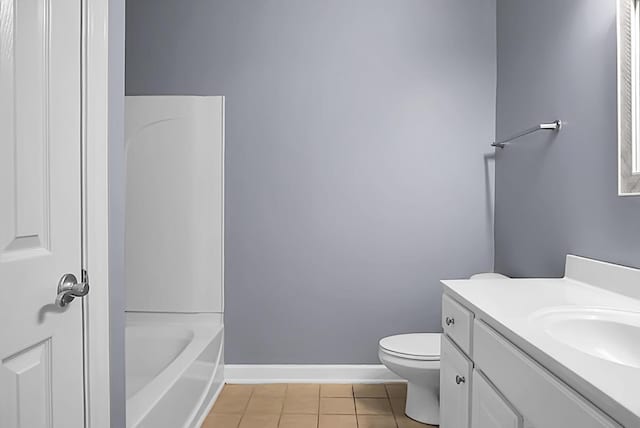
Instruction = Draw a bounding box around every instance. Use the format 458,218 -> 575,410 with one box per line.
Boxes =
379,333 -> 440,361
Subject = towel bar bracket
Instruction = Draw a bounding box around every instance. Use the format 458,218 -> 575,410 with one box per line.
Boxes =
492,120 -> 562,149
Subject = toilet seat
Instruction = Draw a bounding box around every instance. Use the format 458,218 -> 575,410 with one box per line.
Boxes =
379,333 -> 440,361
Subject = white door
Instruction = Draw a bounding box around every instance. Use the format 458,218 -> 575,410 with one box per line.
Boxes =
472,369 -> 523,428
0,0 -> 85,427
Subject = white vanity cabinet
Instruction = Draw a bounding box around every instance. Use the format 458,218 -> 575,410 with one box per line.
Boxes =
440,293 -> 623,428
441,295 -> 521,428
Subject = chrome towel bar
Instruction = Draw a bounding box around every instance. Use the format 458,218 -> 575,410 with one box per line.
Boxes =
491,120 -> 562,149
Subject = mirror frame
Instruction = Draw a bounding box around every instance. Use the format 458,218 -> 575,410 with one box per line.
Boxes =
618,0 -> 640,195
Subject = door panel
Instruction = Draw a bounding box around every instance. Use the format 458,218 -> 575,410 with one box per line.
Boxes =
3,339 -> 53,427
0,0 -> 84,426
0,0 -> 51,260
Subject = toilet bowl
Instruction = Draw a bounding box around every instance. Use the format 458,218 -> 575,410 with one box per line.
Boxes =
379,272 -> 508,424
378,333 -> 441,425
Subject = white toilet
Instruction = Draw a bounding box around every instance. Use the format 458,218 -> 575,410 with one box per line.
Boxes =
378,333 -> 441,424
379,272 -> 508,425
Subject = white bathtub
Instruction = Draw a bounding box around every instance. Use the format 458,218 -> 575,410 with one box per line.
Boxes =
125,313 -> 224,428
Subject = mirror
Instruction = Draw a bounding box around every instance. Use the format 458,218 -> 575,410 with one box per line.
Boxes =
618,0 -> 640,195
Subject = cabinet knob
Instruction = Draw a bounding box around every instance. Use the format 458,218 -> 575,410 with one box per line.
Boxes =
445,316 -> 455,326
455,375 -> 466,385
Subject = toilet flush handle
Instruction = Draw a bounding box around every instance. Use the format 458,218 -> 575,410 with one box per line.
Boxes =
445,316 -> 455,326
455,375 -> 466,385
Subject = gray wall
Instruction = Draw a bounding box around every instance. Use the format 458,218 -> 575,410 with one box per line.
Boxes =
109,0 -> 126,424
495,0 -> 640,277
126,0 -> 497,363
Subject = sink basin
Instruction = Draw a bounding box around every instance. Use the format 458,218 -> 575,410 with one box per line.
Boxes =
530,307 -> 640,368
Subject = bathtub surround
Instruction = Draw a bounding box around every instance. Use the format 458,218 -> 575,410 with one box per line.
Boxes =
494,0 -> 640,276
125,96 -> 224,312
126,0 -> 497,364
124,96 -> 225,427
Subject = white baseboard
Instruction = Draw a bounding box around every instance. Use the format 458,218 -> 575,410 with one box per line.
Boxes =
225,365 -> 404,384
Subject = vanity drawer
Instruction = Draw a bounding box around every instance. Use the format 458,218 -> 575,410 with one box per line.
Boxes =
473,320 -> 621,428
442,294 -> 474,356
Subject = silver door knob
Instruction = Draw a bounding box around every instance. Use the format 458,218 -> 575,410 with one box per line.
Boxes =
56,273 -> 89,308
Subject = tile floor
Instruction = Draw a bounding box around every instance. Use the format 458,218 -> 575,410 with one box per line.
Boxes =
202,383 -> 437,428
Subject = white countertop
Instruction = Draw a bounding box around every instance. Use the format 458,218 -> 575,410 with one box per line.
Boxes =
442,256 -> 640,428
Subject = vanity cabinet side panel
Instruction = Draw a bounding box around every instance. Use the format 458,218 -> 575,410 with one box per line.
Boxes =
440,334 -> 473,428
473,320 -> 621,428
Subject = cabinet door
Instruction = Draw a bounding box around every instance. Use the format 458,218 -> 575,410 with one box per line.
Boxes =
440,335 -> 472,428
472,369 -> 523,428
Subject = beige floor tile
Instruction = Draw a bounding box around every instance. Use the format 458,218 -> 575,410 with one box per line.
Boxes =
320,384 -> 353,397
207,383 -> 430,428
283,395 -> 319,414
287,383 -> 320,397
318,414 -> 358,428
245,396 -> 284,414
395,415 -> 435,428
389,398 -> 406,416
201,413 -> 242,428
385,383 -> 407,398
221,384 -> 254,398
213,394 -> 252,414
355,398 -> 393,415
279,414 -> 318,428
353,384 -> 388,398
253,383 -> 287,397
319,397 -> 356,414
238,414 -> 280,428
358,415 -> 398,428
